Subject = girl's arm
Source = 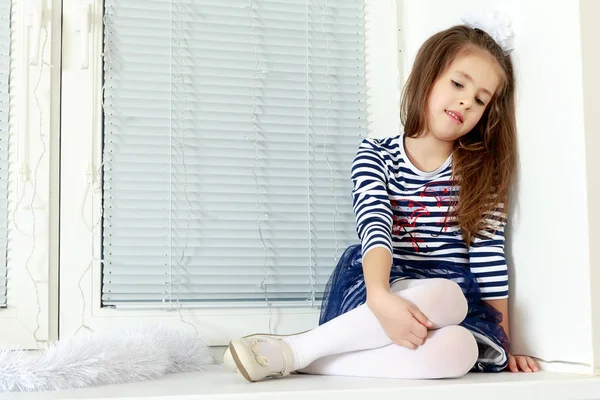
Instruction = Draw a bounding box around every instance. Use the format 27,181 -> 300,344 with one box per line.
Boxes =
469,206 -> 537,372
363,247 -> 392,298
351,138 -> 394,257
484,298 -> 539,372
351,139 -> 432,348
483,298 -> 510,341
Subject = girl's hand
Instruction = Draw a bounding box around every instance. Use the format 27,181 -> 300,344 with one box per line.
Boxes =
507,354 -> 540,372
367,290 -> 433,349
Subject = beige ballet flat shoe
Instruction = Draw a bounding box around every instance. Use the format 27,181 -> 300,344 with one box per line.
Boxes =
228,336 -> 294,383
223,331 -> 305,372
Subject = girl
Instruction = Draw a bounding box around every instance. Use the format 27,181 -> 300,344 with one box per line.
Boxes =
227,14 -> 540,382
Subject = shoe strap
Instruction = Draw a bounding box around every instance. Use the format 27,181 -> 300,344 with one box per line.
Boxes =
250,337 -> 294,376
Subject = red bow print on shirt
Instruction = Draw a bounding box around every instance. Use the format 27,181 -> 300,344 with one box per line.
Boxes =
390,182 -> 455,253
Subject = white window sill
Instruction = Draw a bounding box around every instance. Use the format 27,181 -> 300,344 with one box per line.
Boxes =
6,365 -> 600,400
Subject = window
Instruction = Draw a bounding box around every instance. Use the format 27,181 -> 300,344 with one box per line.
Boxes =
100,0 -> 366,310
59,0 -> 404,345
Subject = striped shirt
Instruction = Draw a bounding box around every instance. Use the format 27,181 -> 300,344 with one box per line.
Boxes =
351,135 -> 508,300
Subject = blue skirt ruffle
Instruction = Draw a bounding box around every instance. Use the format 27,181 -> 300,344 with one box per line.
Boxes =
319,244 -> 510,372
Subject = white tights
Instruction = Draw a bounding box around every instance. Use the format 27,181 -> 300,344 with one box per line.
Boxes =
283,278 -> 479,379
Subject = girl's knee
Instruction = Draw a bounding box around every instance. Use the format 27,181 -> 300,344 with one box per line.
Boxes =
428,278 -> 465,299
391,278 -> 468,326
435,326 -> 478,378
430,279 -> 468,320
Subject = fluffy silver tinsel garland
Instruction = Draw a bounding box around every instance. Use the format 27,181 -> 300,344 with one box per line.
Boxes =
0,324 -> 215,392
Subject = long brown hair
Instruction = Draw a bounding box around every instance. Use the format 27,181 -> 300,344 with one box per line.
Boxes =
400,25 -> 517,245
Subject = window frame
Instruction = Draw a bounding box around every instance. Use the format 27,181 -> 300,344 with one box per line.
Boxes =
0,0 -> 61,348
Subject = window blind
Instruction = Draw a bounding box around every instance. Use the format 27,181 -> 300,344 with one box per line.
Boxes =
0,2 -> 11,308
102,0 -> 367,309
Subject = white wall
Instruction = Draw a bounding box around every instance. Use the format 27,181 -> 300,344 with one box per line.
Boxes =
400,0 -> 593,368
365,0 -> 402,139
580,0 -> 600,373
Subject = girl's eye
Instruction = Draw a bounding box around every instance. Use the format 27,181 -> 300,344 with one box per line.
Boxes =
453,80 -> 485,105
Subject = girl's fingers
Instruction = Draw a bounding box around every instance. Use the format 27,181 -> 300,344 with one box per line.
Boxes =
517,356 -> 532,372
527,356 -> 540,372
409,307 -> 433,328
508,356 -> 518,373
407,332 -> 425,346
399,339 -> 417,350
411,320 -> 428,339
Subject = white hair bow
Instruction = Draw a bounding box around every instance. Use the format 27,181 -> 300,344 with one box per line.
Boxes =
461,10 -> 515,56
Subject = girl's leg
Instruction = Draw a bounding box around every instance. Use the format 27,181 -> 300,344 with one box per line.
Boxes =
229,278 -> 468,381
298,325 -> 478,379
283,277 -> 467,371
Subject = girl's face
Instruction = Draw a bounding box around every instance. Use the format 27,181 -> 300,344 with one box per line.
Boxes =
426,50 -> 502,143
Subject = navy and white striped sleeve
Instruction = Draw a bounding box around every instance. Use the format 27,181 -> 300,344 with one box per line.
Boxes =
468,206 -> 509,300
351,138 -> 393,257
